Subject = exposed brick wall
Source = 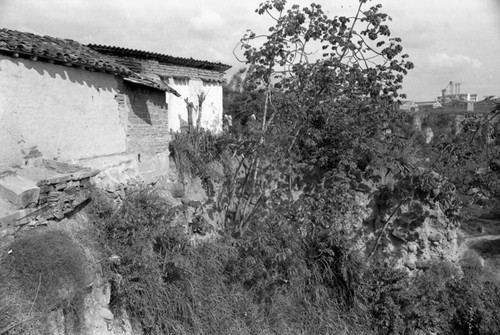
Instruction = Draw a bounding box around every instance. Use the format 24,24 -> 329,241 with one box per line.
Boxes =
105,55 -> 224,82
116,80 -> 170,154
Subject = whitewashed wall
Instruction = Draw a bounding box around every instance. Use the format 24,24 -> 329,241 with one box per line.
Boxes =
167,78 -> 223,133
0,55 -> 127,168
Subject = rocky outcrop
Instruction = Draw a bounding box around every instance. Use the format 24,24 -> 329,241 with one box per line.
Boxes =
347,168 -> 461,273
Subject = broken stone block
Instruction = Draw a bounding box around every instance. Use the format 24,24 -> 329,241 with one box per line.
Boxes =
54,182 -> 67,190
404,261 -> 416,270
36,180 -> 47,187
428,232 -> 443,243
0,207 -> 39,227
64,186 -> 78,195
48,191 -> 62,202
71,170 -> 98,181
0,174 -> 40,209
80,177 -> 92,189
53,210 -> 65,220
73,190 -> 91,207
38,185 -> 54,193
46,175 -> 70,185
15,215 -> 34,226
38,193 -> 48,205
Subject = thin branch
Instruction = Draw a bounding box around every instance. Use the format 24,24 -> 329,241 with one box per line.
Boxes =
367,199 -> 405,259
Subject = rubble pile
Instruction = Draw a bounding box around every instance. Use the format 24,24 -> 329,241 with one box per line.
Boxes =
0,163 -> 98,231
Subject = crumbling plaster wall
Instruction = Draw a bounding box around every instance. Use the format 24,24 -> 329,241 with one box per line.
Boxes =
167,78 -> 223,133
0,55 -> 127,168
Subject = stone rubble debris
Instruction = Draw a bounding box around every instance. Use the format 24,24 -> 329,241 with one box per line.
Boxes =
0,167 -> 99,229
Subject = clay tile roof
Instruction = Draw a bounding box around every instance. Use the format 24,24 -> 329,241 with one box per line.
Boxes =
88,44 -> 231,73
0,28 -> 132,75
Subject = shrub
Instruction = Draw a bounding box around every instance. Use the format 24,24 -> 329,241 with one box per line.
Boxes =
365,255 -> 500,335
169,129 -> 229,183
0,229 -> 89,334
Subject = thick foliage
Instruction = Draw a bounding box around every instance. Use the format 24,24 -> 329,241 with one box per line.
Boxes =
218,0 -> 420,240
419,102 -> 500,229
422,103 -> 500,194
366,255 -> 500,335
236,0 -> 414,174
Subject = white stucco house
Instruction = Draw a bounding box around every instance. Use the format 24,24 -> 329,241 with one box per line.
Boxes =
88,44 -> 230,133
0,28 -> 230,173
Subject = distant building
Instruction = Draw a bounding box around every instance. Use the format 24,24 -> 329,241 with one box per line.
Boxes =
402,81 -> 497,114
437,81 -> 478,104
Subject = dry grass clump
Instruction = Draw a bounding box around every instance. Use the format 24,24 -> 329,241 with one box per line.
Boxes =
0,229 -> 89,334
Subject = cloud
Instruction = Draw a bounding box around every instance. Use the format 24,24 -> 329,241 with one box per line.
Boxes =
190,9 -> 225,33
428,52 -> 482,70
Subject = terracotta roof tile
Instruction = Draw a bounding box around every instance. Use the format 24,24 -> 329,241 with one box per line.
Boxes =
0,28 -> 186,96
0,28 -> 132,75
88,44 -> 231,73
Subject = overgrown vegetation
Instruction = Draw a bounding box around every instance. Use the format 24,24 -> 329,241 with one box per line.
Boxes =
169,130 -> 231,199
87,187 -> 500,335
365,254 -> 500,334
0,229 -> 89,334
89,188 -> 371,334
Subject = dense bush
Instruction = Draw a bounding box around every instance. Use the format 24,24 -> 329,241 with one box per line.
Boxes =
365,255 -> 500,335
169,129 -> 230,183
0,229 -> 89,334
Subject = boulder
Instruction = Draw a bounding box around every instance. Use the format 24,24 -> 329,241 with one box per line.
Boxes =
0,174 -> 40,209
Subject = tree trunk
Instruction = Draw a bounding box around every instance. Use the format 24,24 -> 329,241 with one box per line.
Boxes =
185,98 -> 194,133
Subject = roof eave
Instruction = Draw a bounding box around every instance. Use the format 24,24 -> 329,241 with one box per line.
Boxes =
88,44 -> 231,73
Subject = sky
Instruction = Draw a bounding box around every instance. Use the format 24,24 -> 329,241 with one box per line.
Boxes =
0,0 -> 499,101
